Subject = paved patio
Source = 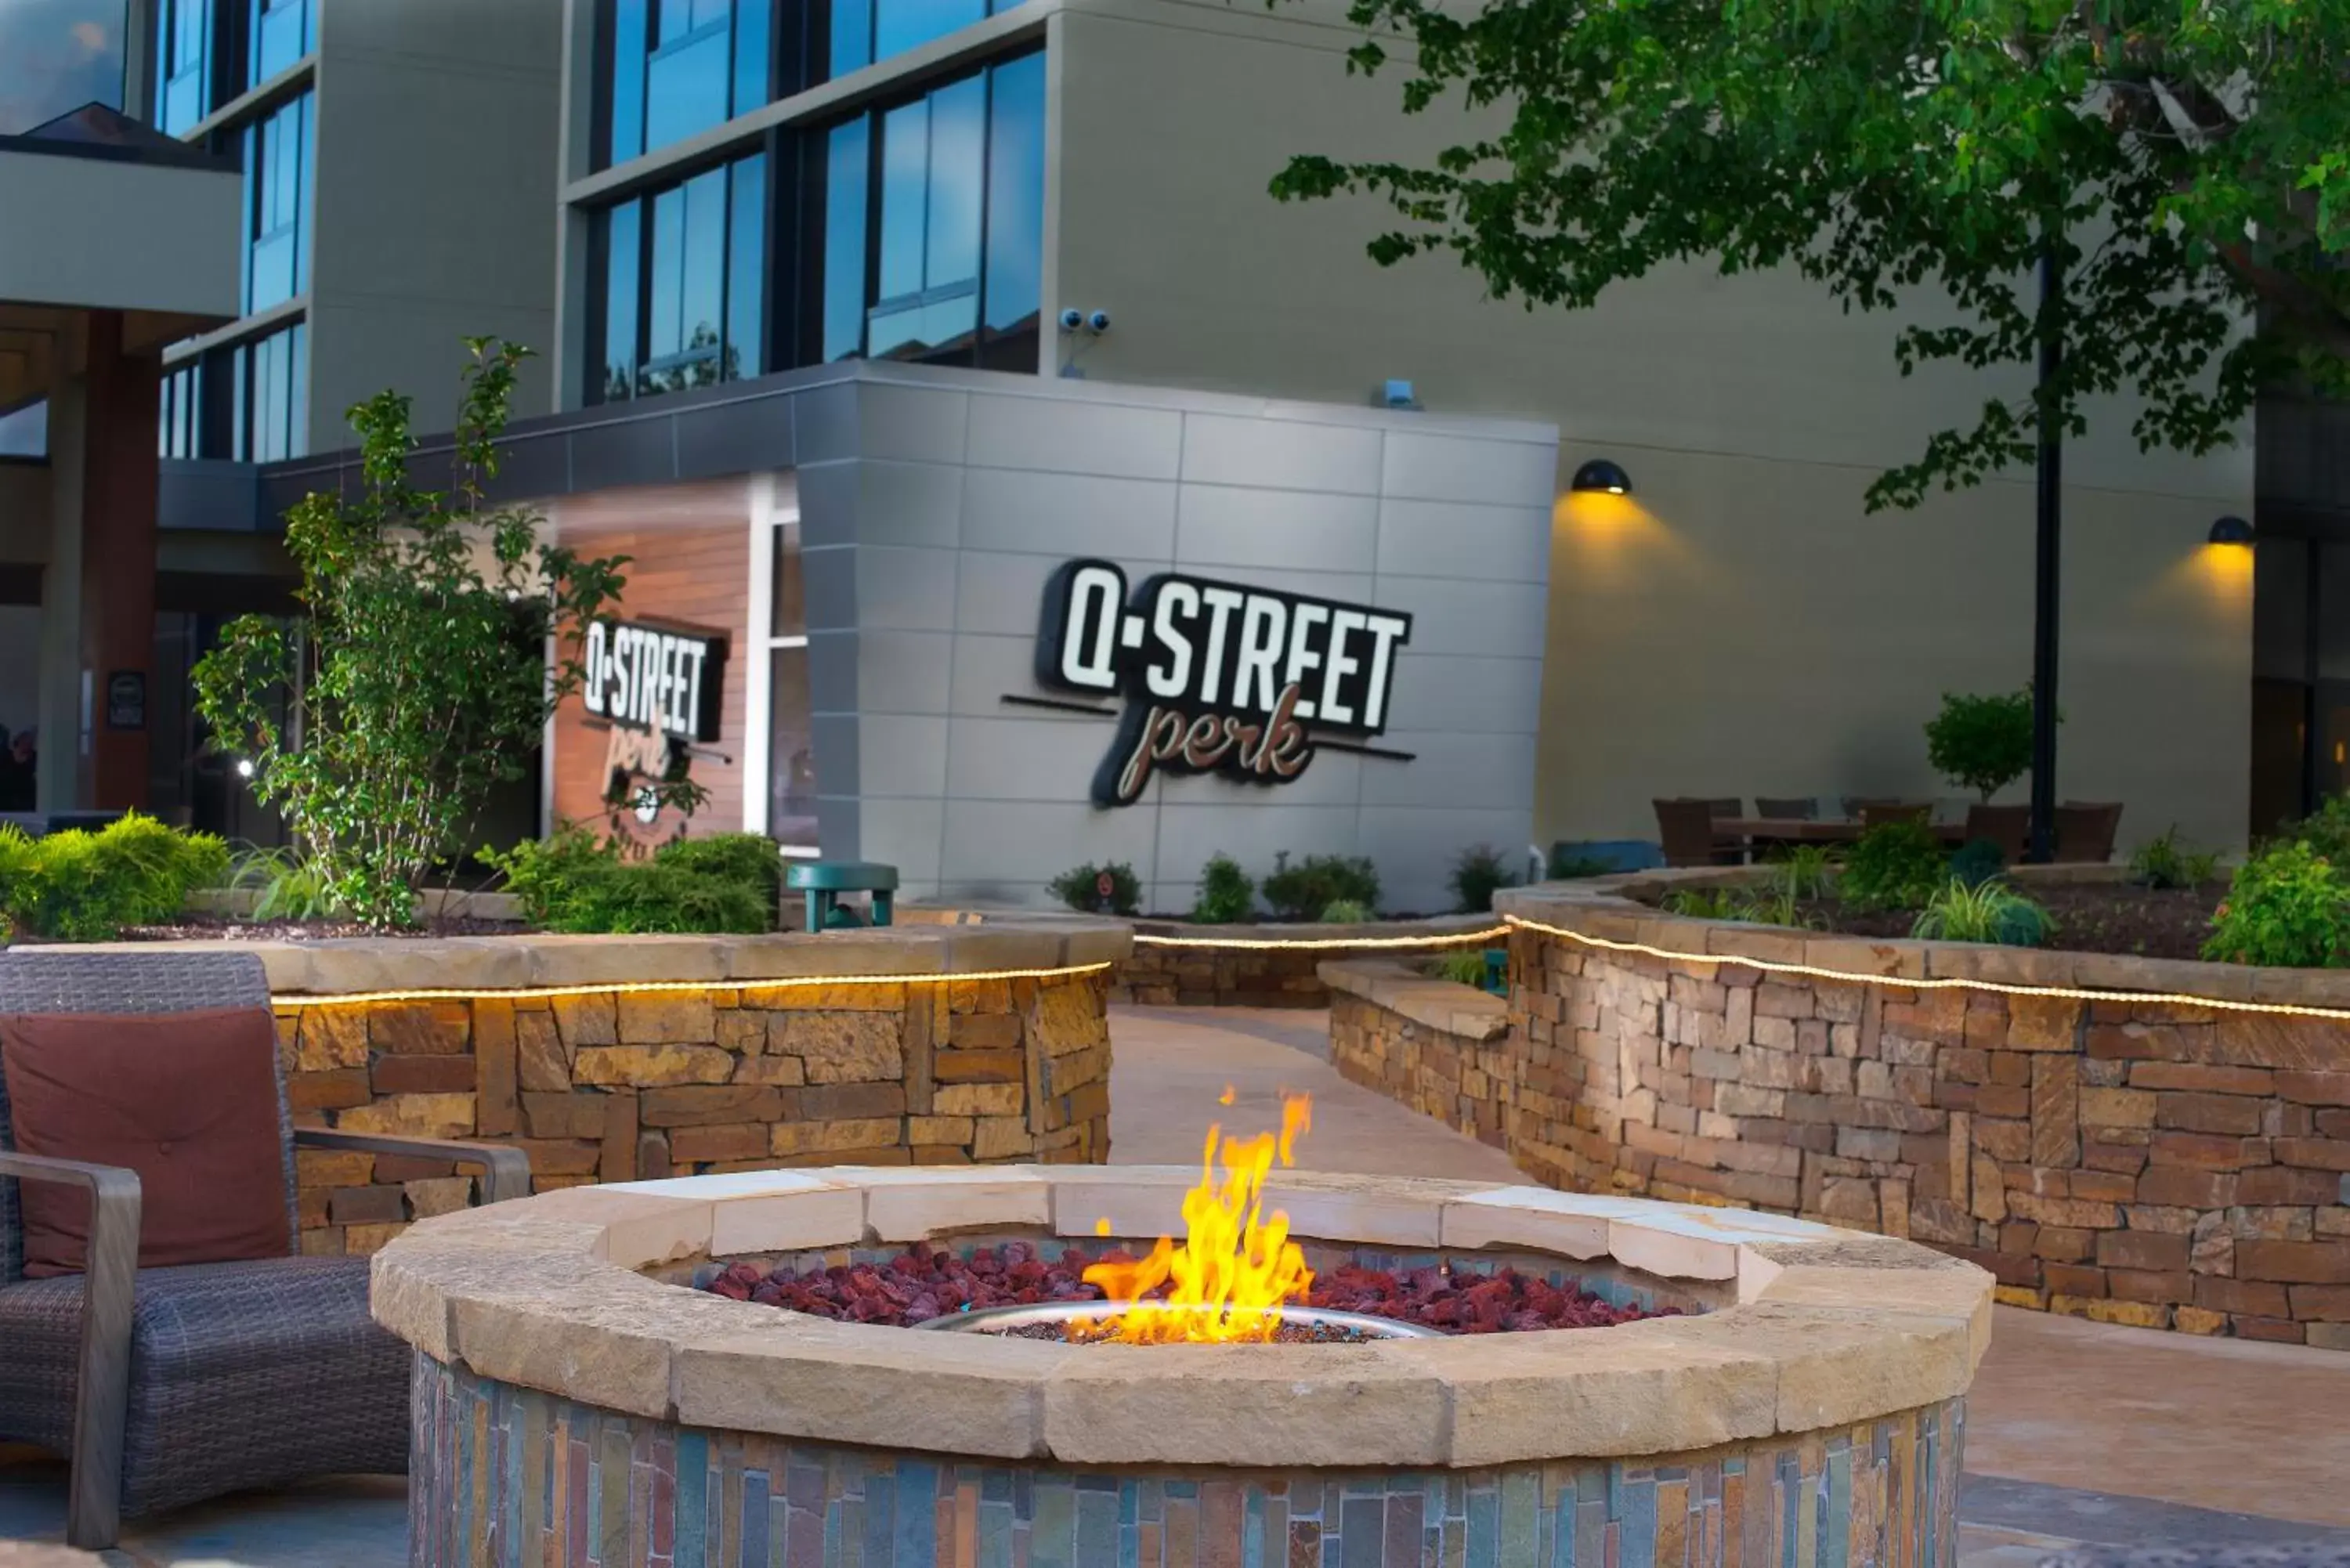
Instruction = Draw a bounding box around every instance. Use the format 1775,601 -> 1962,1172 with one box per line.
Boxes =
3,1002 -> 2348,1565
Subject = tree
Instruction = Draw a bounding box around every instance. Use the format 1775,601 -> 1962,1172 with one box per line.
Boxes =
193,338 -> 694,927
1271,0 -> 2350,510
1925,688 -> 2038,800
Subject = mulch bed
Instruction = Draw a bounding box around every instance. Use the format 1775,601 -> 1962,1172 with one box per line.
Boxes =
703,1241 -> 1669,1335
101,915 -> 530,942
1781,881 -> 2227,961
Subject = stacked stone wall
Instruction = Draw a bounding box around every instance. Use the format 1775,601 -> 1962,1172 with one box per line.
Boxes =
1109,916 -> 1498,1007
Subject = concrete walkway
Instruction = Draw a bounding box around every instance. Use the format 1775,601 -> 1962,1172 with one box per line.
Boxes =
5,1002 -> 2348,1565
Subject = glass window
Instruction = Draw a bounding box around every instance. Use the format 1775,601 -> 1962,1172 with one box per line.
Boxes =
154,0 -> 211,135
809,53 -> 1042,371
588,152 -> 767,403
0,402 -> 48,461
833,0 -> 1032,80
159,363 -> 204,458
250,0 -> 313,83
604,0 -> 772,168
244,90 -> 312,312
234,323 -> 306,463
772,518 -> 804,636
768,645 -> 815,848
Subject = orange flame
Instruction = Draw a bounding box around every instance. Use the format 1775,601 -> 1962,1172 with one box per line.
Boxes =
1083,1093 -> 1313,1342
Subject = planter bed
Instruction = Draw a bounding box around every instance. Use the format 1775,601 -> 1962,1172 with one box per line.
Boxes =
1107,912 -> 1501,1008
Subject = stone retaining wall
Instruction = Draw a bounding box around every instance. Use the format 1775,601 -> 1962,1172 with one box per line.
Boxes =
87,918 -> 1123,1258
1323,959 -> 1514,1151
1108,915 -> 1498,1006
1321,880 -> 2350,1348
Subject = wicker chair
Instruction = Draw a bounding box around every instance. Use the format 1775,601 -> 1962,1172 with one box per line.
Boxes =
0,950 -> 530,1550
1754,797 -> 1818,821
2055,802 -> 2124,864
1963,803 -> 2032,862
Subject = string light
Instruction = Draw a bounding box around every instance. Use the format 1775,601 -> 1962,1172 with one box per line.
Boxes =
1132,927 -> 1507,952
1502,913 -> 2350,1022
269,960 -> 1115,1010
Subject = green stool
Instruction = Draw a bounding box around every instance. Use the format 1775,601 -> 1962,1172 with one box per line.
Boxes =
786,861 -> 900,931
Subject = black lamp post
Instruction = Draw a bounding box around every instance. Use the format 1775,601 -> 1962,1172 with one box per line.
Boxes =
2027,236 -> 2064,864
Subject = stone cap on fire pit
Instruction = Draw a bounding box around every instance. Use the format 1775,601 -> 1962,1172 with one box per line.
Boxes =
38,912 -> 1131,997
373,1168 -> 1994,1470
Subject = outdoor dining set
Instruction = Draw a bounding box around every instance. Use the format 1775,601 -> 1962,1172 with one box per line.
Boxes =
1652,796 -> 2124,867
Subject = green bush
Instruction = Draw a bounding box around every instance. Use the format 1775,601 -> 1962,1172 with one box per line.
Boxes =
1431,949 -> 1489,985
1547,849 -> 1614,880
1911,878 -> 2054,947
482,828 -> 771,934
656,833 -> 785,915
1924,688 -> 2038,801
1762,844 -> 1838,901
2129,826 -> 2221,891
1047,861 -> 1141,916
1261,852 -> 1380,921
1318,898 -> 1372,923
1448,843 -> 1517,914
1661,887 -> 1742,920
2291,797 -> 2350,867
1947,837 -> 2007,891
1840,821 -> 1949,913
0,813 -> 230,941
1191,854 -> 1256,923
2204,841 -> 2350,967
226,844 -> 344,921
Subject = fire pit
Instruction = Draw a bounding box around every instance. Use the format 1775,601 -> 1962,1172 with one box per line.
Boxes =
377,1139 -> 1989,1566
923,1299 -> 1447,1341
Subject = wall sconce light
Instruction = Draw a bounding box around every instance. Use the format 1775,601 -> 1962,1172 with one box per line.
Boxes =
1571,459 -> 1632,496
2208,515 -> 2254,545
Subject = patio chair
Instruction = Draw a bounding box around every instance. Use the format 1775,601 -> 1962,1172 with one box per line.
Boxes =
0,950 -> 530,1550
1655,798 -> 1744,868
2054,802 -> 2124,864
1962,803 -> 2030,862
1754,797 -> 1818,821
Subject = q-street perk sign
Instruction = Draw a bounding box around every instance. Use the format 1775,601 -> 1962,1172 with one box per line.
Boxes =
580,617 -> 728,829
1035,560 -> 1413,807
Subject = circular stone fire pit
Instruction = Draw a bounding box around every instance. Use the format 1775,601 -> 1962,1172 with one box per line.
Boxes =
374,1167 -> 1992,1567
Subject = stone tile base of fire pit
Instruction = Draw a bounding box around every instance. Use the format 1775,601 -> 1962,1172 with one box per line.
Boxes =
374,1167 -> 1993,1568
414,1355 -> 1962,1567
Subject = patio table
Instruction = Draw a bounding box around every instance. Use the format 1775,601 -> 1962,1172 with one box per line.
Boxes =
1716,817 -> 1969,844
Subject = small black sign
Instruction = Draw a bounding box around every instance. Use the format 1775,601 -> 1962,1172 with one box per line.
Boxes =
581,618 -> 727,743
104,670 -> 146,732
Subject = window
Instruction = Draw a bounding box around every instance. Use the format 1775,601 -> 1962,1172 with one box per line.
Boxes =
0,401 -> 48,461
812,52 -> 1041,370
604,0 -> 772,168
154,0 -> 212,134
160,363 -> 204,458
243,91 -> 313,313
588,153 -> 767,403
831,0 -> 1031,81
249,0 -> 313,84
233,323 -> 306,463
766,515 -> 814,849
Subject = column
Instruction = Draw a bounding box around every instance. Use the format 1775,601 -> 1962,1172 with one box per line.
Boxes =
77,310 -> 161,811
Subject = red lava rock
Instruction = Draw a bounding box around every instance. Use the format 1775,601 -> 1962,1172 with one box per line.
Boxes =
701,1246 -> 1671,1334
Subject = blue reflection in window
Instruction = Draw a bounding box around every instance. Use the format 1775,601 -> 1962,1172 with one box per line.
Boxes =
590,153 -> 765,403
645,13 -> 729,150
237,323 -> 306,463
156,0 -> 212,135
822,119 -> 870,363
983,52 -> 1043,336
244,90 -> 312,313
607,0 -> 775,168
833,0 -> 1032,81
250,0 -> 313,84
159,363 -> 203,458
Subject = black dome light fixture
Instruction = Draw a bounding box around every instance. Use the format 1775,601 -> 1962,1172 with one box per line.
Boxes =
1571,458 -> 1632,495
2208,515 -> 2255,546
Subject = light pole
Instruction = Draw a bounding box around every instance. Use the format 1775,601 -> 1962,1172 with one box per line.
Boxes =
2028,229 -> 2063,864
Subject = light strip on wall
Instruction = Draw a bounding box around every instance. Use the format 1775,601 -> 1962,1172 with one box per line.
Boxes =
268,960 -> 1115,1010
1132,927 -> 1507,952
1503,913 -> 2350,1022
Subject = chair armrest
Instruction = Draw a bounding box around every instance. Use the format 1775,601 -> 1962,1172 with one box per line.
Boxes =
0,1152 -> 139,1550
293,1129 -> 532,1205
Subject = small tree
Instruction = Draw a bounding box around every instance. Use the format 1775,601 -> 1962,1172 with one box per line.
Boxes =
193,338 -> 688,926
1924,689 -> 2038,801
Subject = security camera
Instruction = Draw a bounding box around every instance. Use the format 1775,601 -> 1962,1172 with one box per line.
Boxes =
1086,309 -> 1112,333
1058,307 -> 1084,331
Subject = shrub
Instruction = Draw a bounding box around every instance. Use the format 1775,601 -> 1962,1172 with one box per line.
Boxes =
657,833 -> 785,916
226,844 -> 343,921
1448,844 -> 1517,914
1318,898 -> 1372,923
1924,688 -> 2039,801
1261,852 -> 1380,921
483,828 -> 771,934
1546,849 -> 1614,880
1661,887 -> 1742,920
1191,854 -> 1256,923
1911,878 -> 2054,947
1840,821 -> 1948,912
1047,861 -> 1141,916
2291,797 -> 2350,867
1762,844 -> 1838,901
1947,837 -> 2007,891
1431,949 -> 1489,986
2129,826 -> 2221,891
2204,841 -> 2350,967
0,813 -> 230,941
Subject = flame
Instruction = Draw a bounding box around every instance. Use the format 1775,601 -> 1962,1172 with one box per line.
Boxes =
1083,1093 -> 1314,1342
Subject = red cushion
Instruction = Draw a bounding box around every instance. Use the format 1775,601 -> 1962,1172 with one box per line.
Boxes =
2,1009 -> 291,1277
